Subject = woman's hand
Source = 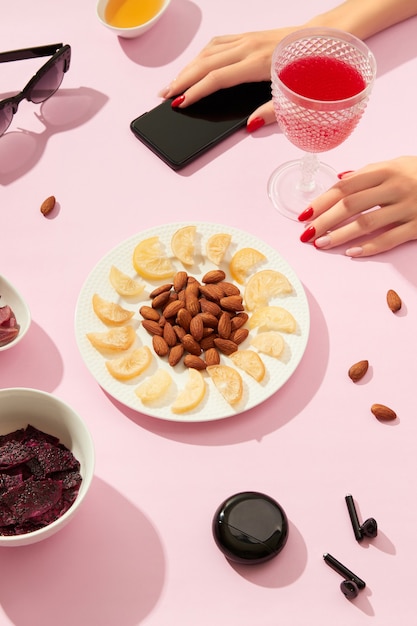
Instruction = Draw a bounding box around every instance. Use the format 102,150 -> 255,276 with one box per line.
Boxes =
159,29 -> 296,128
298,156 -> 417,256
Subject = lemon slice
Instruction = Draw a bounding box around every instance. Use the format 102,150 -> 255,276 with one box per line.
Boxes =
109,265 -> 145,298
86,325 -> 136,352
135,369 -> 172,404
92,293 -> 135,326
229,350 -> 266,382
171,368 -> 206,414
244,269 -> 292,311
249,306 -> 297,333
206,364 -> 243,405
171,225 -> 196,265
229,247 -> 267,284
251,331 -> 285,358
105,346 -> 152,381
206,232 -> 232,265
133,236 -> 175,280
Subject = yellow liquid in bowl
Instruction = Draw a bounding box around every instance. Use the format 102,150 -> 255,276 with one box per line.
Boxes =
105,0 -> 165,27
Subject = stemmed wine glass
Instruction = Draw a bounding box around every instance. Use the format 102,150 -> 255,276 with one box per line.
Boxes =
267,27 -> 377,220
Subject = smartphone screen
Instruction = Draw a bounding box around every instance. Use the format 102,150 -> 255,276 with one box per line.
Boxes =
130,82 -> 271,170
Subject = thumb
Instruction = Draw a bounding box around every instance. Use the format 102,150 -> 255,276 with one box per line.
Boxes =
247,100 -> 276,130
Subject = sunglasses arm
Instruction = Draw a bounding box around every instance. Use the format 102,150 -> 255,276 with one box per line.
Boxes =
0,44 -> 63,64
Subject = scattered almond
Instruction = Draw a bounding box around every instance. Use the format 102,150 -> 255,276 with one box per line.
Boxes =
348,360 -> 369,383
40,195 -> 56,216
183,355 -> 207,370
386,289 -> 402,312
152,335 -> 169,357
371,403 -> 397,421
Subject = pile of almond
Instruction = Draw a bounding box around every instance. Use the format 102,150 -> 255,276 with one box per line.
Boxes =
139,269 -> 249,370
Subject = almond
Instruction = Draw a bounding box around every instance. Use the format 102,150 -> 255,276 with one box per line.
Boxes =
371,403 -> 397,421
214,338 -> 239,355
183,355 -> 207,370
168,343 -> 184,366
142,319 -> 163,336
149,283 -> 173,298
199,283 -> 224,302
202,269 -> 226,284
220,295 -> 244,312
163,321 -> 178,347
173,271 -> 188,292
152,335 -> 169,357
217,312 -> 232,339
40,195 -> 56,216
177,307 -> 192,331
230,328 -> 249,345
230,312 -> 249,330
181,334 -> 202,356
139,305 -> 160,322
173,325 -> 186,341
186,296 -> 200,317
190,315 -> 204,342
205,347 -> 220,366
386,289 -> 401,312
221,281 -> 241,296
199,298 -> 221,317
200,335 -> 216,350
163,300 -> 184,319
348,360 -> 369,382
151,290 -> 171,309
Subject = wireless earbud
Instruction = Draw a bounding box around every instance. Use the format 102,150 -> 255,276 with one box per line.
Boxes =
345,494 -> 378,542
323,553 -> 366,599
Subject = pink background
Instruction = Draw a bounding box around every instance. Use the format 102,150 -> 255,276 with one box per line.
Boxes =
1,0 -> 417,624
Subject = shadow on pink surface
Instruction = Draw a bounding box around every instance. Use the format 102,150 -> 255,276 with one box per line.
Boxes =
0,476 -> 165,626
0,321 -> 63,391
119,0 -> 202,68
0,87 -> 108,186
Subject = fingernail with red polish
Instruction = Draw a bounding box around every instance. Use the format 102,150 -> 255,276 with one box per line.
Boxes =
298,206 -> 314,222
300,225 -> 316,243
171,94 -> 185,108
246,117 -> 265,133
337,170 -> 354,179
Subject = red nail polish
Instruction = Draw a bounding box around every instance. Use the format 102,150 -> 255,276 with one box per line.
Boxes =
246,117 -> 265,133
298,206 -> 314,222
300,225 -> 316,243
337,170 -> 354,179
171,94 -> 185,108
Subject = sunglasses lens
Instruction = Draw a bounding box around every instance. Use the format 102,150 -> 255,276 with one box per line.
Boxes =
30,55 -> 66,104
0,103 -> 14,136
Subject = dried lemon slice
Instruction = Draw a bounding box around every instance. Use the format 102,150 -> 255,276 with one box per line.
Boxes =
229,247 -> 266,284
249,306 -> 296,333
206,364 -> 243,405
92,294 -> 135,326
171,368 -> 206,414
133,236 -> 175,280
244,269 -> 292,311
171,225 -> 197,266
251,331 -> 285,358
109,265 -> 145,298
206,232 -> 232,265
86,325 -> 136,352
105,346 -> 152,381
135,369 -> 172,404
229,350 -> 266,382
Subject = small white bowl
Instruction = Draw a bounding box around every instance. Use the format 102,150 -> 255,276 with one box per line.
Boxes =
0,388 -> 95,546
0,276 -> 31,352
96,0 -> 171,38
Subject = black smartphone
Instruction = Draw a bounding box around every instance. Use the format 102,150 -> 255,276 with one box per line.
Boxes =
130,81 -> 271,170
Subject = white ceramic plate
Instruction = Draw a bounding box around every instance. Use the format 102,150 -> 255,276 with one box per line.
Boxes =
74,223 -> 310,422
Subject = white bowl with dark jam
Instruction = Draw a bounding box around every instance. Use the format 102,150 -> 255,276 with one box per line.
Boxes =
0,388 -> 95,546
96,0 -> 171,38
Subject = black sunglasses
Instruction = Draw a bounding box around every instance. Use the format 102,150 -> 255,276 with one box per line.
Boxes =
0,43 -> 71,136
